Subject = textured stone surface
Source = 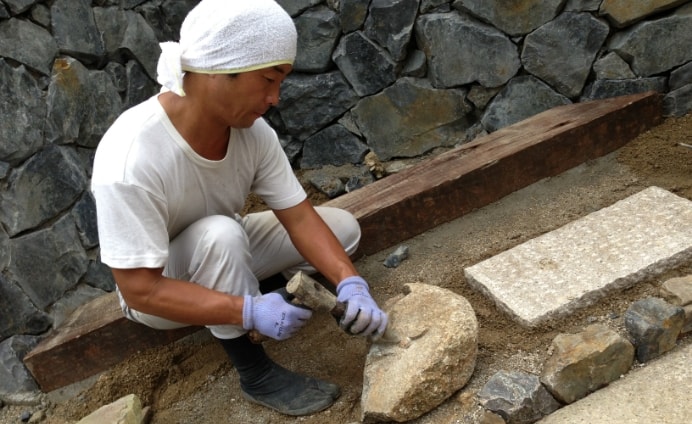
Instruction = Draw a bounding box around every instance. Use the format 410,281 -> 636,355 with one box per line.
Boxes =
361,283 -> 478,422
478,370 -> 560,424
76,394 -> 145,424
540,324 -> 634,404
538,342 -> 692,424
624,297 -> 685,362
465,187 -> 692,327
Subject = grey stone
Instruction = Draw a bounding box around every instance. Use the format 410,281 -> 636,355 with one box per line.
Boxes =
0,145 -> 87,237
540,324 -> 634,404
51,0 -> 105,65
564,0 -> 602,12
135,0 -> 197,42
599,0 -> 687,28
383,245 -> 409,268
93,7 -> 161,80
352,78 -> 472,160
0,276 -> 52,340
421,0 -> 450,13
400,49 -> 427,78
300,124 -> 369,169
0,18 -> 57,76
364,0 -> 419,62
276,71 -> 359,140
624,297 -> 685,362
29,3 -> 51,28
522,12 -> 609,98
478,370 -> 560,424
49,285 -> 106,329
0,335 -> 41,405
361,283 -> 478,422
124,60 -> 159,110
581,76 -> 667,101
308,174 -> 345,198
3,0 -> 37,15
45,58 -> 122,147
468,85 -> 502,110
0,4 -> 8,18
0,60 -> 46,166
608,3 -> 692,76
669,61 -> 692,90
278,134 -> 303,165
332,31 -> 398,97
72,193 -> 99,249
593,52 -> 636,80
104,61 -> 128,93
481,76 -> 571,133
454,0 -> 566,37
339,0 -> 369,33
276,0 -> 322,17
663,83 -> 692,117
293,5 -> 341,73
416,12 -> 520,88
7,213 -> 88,309
83,260 -> 116,292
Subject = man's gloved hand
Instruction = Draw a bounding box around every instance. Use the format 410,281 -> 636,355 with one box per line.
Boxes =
336,276 -> 388,338
242,288 -> 312,341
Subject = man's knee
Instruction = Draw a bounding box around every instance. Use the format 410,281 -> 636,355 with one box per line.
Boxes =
193,215 -> 251,260
317,207 -> 361,255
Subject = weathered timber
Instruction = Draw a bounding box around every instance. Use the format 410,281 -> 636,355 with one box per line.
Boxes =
326,91 -> 663,255
23,91 -> 662,392
23,292 -> 200,392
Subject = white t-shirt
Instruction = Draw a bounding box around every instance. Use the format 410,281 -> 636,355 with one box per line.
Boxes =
91,95 -> 306,269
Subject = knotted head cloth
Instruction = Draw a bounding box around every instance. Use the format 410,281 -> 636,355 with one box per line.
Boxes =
157,0 -> 297,96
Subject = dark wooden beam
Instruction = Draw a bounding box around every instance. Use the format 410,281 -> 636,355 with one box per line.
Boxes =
326,91 -> 663,255
23,292 -> 200,392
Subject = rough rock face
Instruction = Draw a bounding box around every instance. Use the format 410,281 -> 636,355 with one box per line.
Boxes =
360,283 -> 478,422
540,324 -> 635,404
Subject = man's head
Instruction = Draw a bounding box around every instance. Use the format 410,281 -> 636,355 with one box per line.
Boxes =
157,0 -> 297,96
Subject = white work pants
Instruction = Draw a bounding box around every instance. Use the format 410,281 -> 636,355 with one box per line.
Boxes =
121,207 -> 360,339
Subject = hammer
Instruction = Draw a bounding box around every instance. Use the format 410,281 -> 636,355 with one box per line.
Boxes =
249,271 -> 402,344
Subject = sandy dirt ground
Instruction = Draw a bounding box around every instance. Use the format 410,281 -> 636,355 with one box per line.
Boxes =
2,113 -> 690,424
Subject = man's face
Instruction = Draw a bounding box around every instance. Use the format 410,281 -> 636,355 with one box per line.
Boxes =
209,64 -> 292,129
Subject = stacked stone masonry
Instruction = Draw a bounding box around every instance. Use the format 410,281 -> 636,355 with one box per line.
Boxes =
1,0 -> 691,403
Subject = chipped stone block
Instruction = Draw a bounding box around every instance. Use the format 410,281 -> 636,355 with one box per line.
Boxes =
464,187 -> 692,327
624,297 -> 685,362
361,283 -> 478,423
540,324 -> 634,404
76,394 -> 144,424
478,370 -> 560,424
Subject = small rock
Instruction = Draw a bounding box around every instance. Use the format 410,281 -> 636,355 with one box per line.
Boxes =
624,297 -> 685,362
361,283 -> 478,422
383,245 -> 409,268
540,324 -> 634,404
20,411 -> 32,422
478,370 -> 560,424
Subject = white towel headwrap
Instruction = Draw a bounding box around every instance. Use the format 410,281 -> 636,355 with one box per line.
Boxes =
156,0 -> 297,96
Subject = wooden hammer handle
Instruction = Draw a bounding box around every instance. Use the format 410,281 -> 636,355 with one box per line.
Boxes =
286,271 -> 345,319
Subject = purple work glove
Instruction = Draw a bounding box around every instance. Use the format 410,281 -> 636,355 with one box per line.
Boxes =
336,276 -> 388,338
242,288 -> 312,341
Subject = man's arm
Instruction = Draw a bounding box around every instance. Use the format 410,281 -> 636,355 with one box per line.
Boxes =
111,267 -> 244,326
273,199 -> 388,337
272,199 -> 359,286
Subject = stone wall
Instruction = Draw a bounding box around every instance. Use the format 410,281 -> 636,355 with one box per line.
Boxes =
0,0 -> 691,354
